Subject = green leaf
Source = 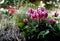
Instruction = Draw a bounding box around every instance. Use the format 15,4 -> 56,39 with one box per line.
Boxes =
30,27 -> 36,34
37,30 -> 49,38
4,11 -> 9,15
30,22 -> 38,28
45,30 -> 49,35
31,28 -> 36,32
22,32 -> 27,37
52,24 -> 60,36
53,25 -> 59,31
16,22 -> 25,28
4,25 -> 8,30
0,30 -> 3,36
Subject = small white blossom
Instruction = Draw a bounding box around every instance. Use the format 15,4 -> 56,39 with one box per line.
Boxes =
38,1 -> 45,8
0,0 -> 4,4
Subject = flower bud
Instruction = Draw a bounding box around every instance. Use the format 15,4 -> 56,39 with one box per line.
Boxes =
49,19 -> 56,24
54,12 -> 59,17
23,18 -> 28,23
9,8 -> 15,15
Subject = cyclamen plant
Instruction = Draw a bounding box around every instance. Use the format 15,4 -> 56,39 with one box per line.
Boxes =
21,7 -> 60,41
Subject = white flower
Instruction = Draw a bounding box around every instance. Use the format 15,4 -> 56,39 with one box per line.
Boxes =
0,0 -> 4,4
38,1 -> 45,7
56,21 -> 58,24
47,1 -> 52,4
57,0 -> 59,2
53,2 -> 55,4
0,8 -> 4,11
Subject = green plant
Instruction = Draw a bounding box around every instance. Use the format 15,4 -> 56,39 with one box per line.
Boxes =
19,7 -> 60,41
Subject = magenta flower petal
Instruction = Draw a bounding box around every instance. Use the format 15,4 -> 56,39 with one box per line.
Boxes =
37,10 -> 44,18
37,9 -> 42,14
44,11 -> 48,18
31,14 -> 37,20
28,13 -> 32,17
29,8 -> 34,14
38,12 -> 44,18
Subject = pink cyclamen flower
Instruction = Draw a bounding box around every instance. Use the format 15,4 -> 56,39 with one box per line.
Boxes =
23,18 -> 28,23
37,9 -> 42,14
38,11 -> 44,18
37,9 -> 44,18
29,8 -> 34,14
49,19 -> 56,24
31,14 -> 37,20
9,8 -> 15,15
54,12 -> 59,17
40,7 -> 45,11
44,11 -> 48,18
